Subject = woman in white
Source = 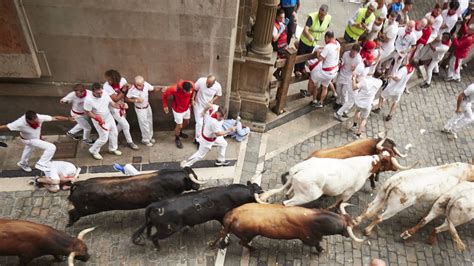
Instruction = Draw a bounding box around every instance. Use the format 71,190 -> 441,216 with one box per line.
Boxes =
31,160 -> 80,193
60,84 -> 94,145
192,75 -> 222,142
442,83 -> 474,139
126,76 -> 157,146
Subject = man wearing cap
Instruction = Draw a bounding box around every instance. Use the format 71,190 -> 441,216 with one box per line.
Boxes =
162,80 -> 195,149
294,4 -> 331,77
344,2 -> 378,43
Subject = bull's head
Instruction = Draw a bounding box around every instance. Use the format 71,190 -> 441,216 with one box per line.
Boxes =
339,203 -> 366,243
375,137 -> 407,158
372,151 -> 418,174
68,227 -> 95,265
246,181 -> 264,202
182,167 -> 207,190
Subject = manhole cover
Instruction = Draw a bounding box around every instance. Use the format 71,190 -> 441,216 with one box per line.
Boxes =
132,156 -> 142,163
53,141 -> 78,159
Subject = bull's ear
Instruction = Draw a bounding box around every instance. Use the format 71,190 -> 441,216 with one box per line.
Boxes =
247,181 -> 251,186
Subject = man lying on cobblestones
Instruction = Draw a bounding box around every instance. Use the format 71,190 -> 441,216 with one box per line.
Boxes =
29,160 -> 80,193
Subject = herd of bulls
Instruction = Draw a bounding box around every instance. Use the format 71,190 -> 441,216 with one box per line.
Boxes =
0,135 -> 473,265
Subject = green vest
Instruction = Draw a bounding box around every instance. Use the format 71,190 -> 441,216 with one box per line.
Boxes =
345,8 -> 376,41
300,12 -> 332,47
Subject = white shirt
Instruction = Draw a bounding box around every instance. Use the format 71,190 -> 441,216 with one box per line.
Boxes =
202,109 -> 223,139
394,28 -> 417,54
381,21 -> 399,52
374,5 -> 388,19
414,29 -> 423,42
464,84 -> 474,103
445,0 -> 470,18
46,161 -> 77,181
384,67 -> 414,96
355,77 -> 383,109
127,82 -> 153,108
425,12 -> 443,35
7,114 -> 52,140
60,90 -> 92,114
320,41 -> 341,70
439,10 -> 458,36
103,77 -> 128,108
83,93 -> 114,120
337,51 -> 362,84
431,42 -> 450,62
194,77 -> 222,109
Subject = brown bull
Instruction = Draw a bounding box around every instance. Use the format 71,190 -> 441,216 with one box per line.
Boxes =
212,203 -> 364,253
0,219 -> 94,265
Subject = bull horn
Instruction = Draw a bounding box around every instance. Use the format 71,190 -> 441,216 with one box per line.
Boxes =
393,147 -> 407,158
339,203 -> 353,216
68,252 -> 76,266
391,157 -> 418,170
254,193 -> 269,204
188,173 -> 208,185
77,227 -> 96,241
347,226 -> 366,243
376,137 -> 387,151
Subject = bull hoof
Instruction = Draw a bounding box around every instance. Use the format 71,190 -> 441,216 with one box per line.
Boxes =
363,229 -> 372,237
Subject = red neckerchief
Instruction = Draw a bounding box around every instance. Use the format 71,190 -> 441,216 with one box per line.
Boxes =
111,83 -> 121,93
441,39 -> 451,46
404,30 -> 411,38
431,11 -> 439,18
211,112 -> 218,119
26,119 -> 40,129
406,64 -> 414,74
78,90 -> 87,98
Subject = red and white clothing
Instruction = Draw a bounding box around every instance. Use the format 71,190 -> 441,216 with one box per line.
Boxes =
162,80 -> 195,124
83,93 -> 118,155
103,77 -> 134,144
336,51 -> 362,105
61,90 -> 92,140
390,28 -> 417,75
418,40 -> 450,84
45,161 -> 78,190
127,82 -> 154,143
193,77 -> 222,139
310,40 -> 340,87
381,66 -> 414,102
448,28 -> 474,81
7,114 -> 56,170
183,106 -> 227,167
444,84 -> 474,133
439,10 -> 458,37
425,12 -> 442,42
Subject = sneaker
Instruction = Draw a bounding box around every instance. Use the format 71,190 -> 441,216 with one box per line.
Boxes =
351,123 -> 358,131
175,138 -> 183,149
445,77 -> 453,82
420,82 -> 430,89
179,132 -> 189,139
17,162 -> 32,172
83,139 -> 95,146
333,112 -> 344,122
113,163 -> 126,174
34,163 -> 50,172
311,101 -> 323,108
141,140 -> 153,147
90,152 -> 103,160
150,138 -> 156,144
300,89 -> 310,97
127,142 -> 139,150
404,89 -> 411,95
66,131 -> 80,140
215,160 -> 231,166
441,128 -> 450,134
372,108 -> 381,114
109,150 -> 122,156
385,115 -> 392,122
353,133 -> 361,139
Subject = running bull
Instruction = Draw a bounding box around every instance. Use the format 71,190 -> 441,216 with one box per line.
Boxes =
282,136 -> 407,189
131,181 -> 264,250
0,218 -> 94,265
213,203 -> 364,253
67,167 -> 205,226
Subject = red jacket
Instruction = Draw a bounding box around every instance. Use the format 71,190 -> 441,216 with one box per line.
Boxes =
162,80 -> 195,113
453,34 -> 474,59
417,26 -> 432,45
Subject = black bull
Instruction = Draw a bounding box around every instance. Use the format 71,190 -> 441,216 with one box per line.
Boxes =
67,167 -> 204,226
131,182 -> 264,250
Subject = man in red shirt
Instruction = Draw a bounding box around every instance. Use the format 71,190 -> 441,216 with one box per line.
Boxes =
162,80 -> 195,148
446,18 -> 474,82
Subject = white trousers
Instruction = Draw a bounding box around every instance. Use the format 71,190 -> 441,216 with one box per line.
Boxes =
89,117 -> 118,154
124,164 -> 140,176
444,101 -> 473,133
424,59 -> 440,85
193,106 -> 204,139
337,86 -> 356,116
183,136 -> 227,167
335,81 -> 349,105
135,106 -> 154,142
448,56 -> 463,81
68,112 -> 91,140
111,109 -> 133,143
20,139 -> 56,168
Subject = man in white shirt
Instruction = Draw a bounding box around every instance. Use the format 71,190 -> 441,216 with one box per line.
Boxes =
351,64 -> 383,138
60,84 -> 94,145
425,4 -> 443,42
376,12 -> 399,74
192,75 -> 222,143
390,21 -> 417,75
366,0 -> 387,40
439,2 -> 460,37
0,111 -> 72,172
181,104 -> 236,167
308,31 -> 340,108
103,69 -> 139,150
84,83 -> 125,160
334,44 -> 362,116
372,63 -> 417,121
30,160 -> 80,193
442,83 -> 474,139
419,33 -> 451,88
126,76 -> 157,147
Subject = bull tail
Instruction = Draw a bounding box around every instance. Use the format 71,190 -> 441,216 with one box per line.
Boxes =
131,207 -> 154,246
257,174 -> 293,203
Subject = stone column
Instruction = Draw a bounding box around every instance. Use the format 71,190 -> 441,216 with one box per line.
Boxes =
250,0 -> 279,58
